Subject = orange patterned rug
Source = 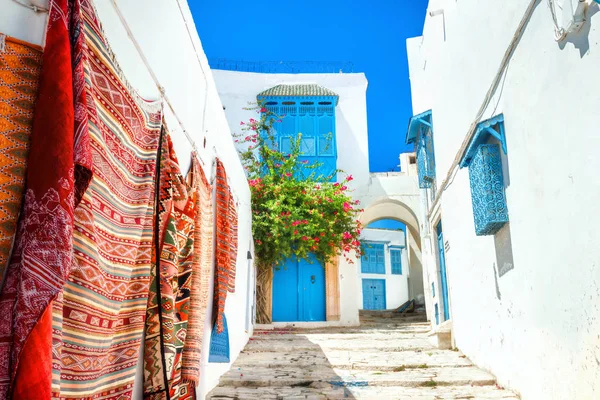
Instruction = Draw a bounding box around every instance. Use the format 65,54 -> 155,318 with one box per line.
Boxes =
0,34 -> 42,278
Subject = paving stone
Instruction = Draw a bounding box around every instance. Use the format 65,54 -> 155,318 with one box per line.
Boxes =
219,366 -> 496,388
207,316 -> 518,399
234,349 -> 472,370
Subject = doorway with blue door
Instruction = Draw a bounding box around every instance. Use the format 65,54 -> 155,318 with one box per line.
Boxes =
362,279 -> 386,310
272,254 -> 326,322
436,221 -> 450,321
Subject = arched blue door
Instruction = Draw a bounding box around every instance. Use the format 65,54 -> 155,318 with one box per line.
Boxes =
272,254 -> 326,322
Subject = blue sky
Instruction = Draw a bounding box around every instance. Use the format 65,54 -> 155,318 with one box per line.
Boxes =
190,0 -> 428,173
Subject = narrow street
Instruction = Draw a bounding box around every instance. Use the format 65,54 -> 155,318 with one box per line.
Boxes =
208,313 -> 519,399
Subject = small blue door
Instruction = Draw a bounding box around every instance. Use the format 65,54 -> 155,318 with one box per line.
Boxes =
272,254 -> 326,322
437,221 -> 450,321
362,279 -> 386,310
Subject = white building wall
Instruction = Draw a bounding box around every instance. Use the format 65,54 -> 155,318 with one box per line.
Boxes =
358,228 -> 409,310
408,1 -> 600,399
213,72 -> 428,324
2,1 -> 253,398
213,70 -> 371,326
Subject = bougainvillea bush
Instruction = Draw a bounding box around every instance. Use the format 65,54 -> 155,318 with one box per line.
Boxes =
235,105 -> 363,270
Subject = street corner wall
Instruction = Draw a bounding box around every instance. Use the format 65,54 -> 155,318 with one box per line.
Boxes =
410,1 -> 600,399
337,253 -> 360,325
210,70 -> 371,189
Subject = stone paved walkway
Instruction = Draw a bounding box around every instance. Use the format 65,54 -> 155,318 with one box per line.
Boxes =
207,313 -> 519,399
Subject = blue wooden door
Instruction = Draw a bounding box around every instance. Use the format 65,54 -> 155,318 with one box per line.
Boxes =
436,221 -> 450,321
299,255 -> 326,321
272,255 -> 326,322
362,279 -> 386,310
272,259 -> 299,321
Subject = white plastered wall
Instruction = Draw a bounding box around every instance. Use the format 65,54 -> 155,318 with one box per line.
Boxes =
1,1 -> 253,398
408,1 -> 600,398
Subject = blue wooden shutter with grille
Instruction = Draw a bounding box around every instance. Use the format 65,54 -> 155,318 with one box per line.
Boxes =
209,314 -> 230,363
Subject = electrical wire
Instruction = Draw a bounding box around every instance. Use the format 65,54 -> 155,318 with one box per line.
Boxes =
110,0 -> 199,154
10,0 -> 48,13
426,0 -> 540,220
548,0 -> 568,41
174,0 -> 210,137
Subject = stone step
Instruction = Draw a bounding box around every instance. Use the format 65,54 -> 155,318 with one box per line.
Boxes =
255,324 -> 431,335
233,349 -> 472,370
219,365 -> 497,388
208,385 -> 520,400
243,337 -> 436,353
249,331 -> 427,341
360,315 -> 428,324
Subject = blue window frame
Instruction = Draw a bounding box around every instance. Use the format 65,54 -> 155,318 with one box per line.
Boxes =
459,115 -> 509,236
257,86 -> 339,181
405,110 -> 436,189
390,249 -> 402,275
360,242 -> 385,274
208,314 -> 230,363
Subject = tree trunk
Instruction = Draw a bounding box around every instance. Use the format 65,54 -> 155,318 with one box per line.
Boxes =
255,264 -> 273,324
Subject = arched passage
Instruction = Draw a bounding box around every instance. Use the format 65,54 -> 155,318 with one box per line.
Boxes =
359,197 -> 424,305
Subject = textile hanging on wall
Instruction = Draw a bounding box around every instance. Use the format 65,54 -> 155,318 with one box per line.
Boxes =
0,34 -> 42,280
181,155 -> 214,386
0,0 -> 95,396
0,0 -> 163,398
213,159 -> 238,333
227,196 -> 238,293
144,131 -> 197,400
49,0 -> 163,398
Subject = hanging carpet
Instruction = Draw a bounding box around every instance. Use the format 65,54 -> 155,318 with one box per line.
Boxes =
181,155 -> 214,386
0,0 -> 163,398
0,34 -> 42,281
213,159 -> 238,334
143,130 -> 197,400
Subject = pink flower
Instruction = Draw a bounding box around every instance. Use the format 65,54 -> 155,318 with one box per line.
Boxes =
260,107 -> 267,112
302,220 -> 308,225
346,175 -> 354,181
355,200 -> 360,205
249,118 -> 256,123
251,126 -> 257,131
341,185 -> 348,191
285,172 -> 292,178
343,232 -> 352,240
275,164 -> 281,168
301,236 -> 309,241
240,121 -> 245,125
245,136 -> 251,141
294,230 -> 299,235
314,237 -> 320,242
292,221 -> 301,226
333,183 -> 340,187
343,202 -> 352,212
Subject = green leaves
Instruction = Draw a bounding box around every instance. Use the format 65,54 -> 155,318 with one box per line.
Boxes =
236,103 -> 362,269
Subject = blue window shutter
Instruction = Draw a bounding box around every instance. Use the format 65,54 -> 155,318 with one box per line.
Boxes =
416,125 -> 436,189
391,249 -> 402,275
259,92 -> 337,181
375,246 -> 385,274
468,144 -> 508,235
209,314 -> 230,363
361,243 -> 385,274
